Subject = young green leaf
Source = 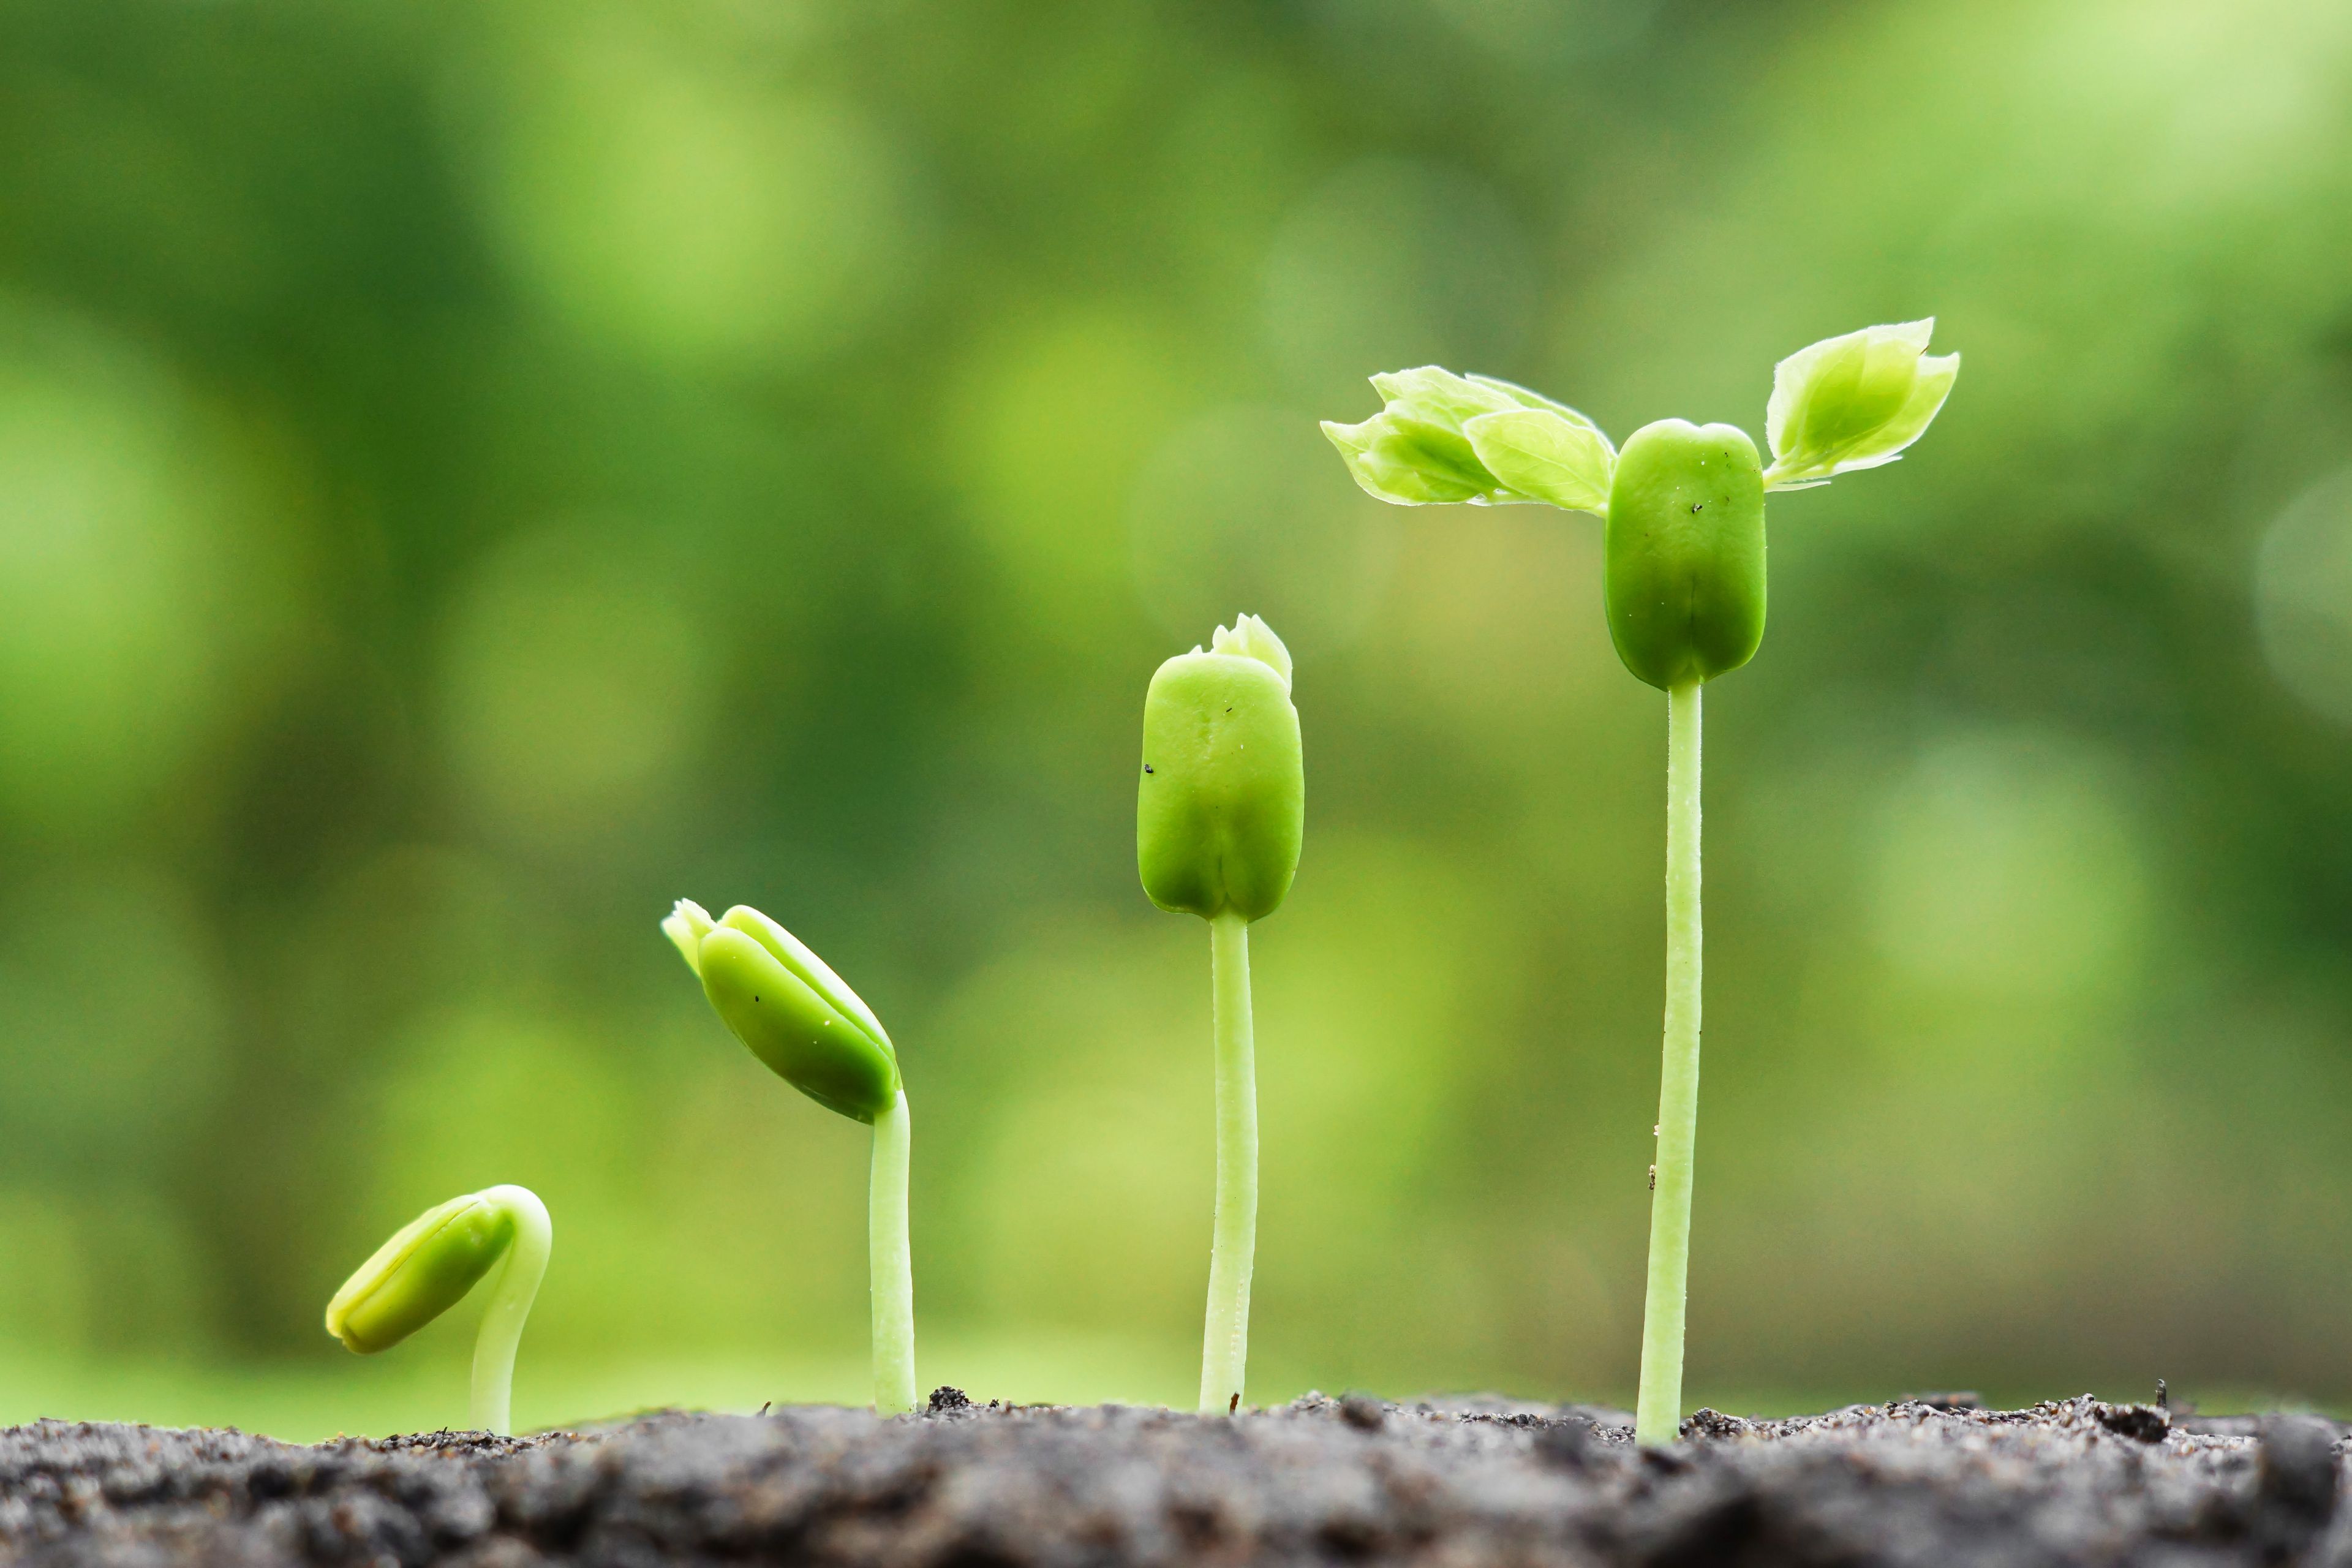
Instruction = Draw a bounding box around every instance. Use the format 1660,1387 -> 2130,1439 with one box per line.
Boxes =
1326,366 -> 1614,511
1762,318 -> 1959,489
1466,372 -> 1605,429
662,898 -> 715,976
1322,411 -> 1498,505
1464,407 -> 1614,514
1210,611 -> 1293,687
1368,365 -> 1521,428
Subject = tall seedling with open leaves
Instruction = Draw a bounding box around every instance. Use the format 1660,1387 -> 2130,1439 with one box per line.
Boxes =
1325,323 -> 1959,1444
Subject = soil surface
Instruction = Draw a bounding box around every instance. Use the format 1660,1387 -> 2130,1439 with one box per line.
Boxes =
1,1390 -> 2346,1566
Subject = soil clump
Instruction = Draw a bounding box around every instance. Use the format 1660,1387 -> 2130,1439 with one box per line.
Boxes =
0,1390 -> 2343,1566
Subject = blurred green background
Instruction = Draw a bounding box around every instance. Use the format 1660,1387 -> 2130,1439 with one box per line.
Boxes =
2,0 -> 2351,1439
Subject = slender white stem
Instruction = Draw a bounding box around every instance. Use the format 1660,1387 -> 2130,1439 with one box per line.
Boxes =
869,1090 -> 918,1415
469,1185 -> 551,1436
1636,679 -> 1703,1446
1199,910 -> 1257,1415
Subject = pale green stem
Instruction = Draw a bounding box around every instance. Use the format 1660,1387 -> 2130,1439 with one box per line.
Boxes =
1636,679 -> 1703,1446
869,1090 -> 918,1415
1199,910 -> 1258,1415
469,1185 -> 551,1436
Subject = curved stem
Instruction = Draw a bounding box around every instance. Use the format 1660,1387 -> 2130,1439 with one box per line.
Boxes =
869,1090 -> 918,1415
469,1185 -> 551,1436
1199,910 -> 1258,1415
1636,679 -> 1703,1445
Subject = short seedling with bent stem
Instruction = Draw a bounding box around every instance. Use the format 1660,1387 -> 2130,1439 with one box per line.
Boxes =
1323,323 -> 1959,1443
664,899 -> 916,1416
325,1184 -> 552,1436
1137,614 -> 1305,1415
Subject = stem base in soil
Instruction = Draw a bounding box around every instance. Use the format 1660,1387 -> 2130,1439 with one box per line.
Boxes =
1199,910 -> 1257,1415
870,1091 -> 917,1415
1635,679 -> 1702,1445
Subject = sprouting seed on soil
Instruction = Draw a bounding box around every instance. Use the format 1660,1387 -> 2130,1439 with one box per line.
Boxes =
1137,613 -> 1304,1417
663,898 -> 918,1416
1321,324 -> 1959,1445
325,1185 -> 551,1436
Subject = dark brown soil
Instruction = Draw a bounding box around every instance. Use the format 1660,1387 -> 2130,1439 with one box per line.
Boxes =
1,1390 -> 2345,1566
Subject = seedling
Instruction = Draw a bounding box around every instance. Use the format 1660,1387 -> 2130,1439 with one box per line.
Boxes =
1137,614 -> 1305,1415
325,1184 -> 552,1435
663,899 -> 916,1415
1323,323 -> 1958,1443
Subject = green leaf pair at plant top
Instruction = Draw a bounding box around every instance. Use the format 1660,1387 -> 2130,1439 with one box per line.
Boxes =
1322,366 -> 1614,513
1762,319 -> 1959,491
1322,320 -> 1958,692
1138,614 -> 1304,922
665,899 -> 900,1123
